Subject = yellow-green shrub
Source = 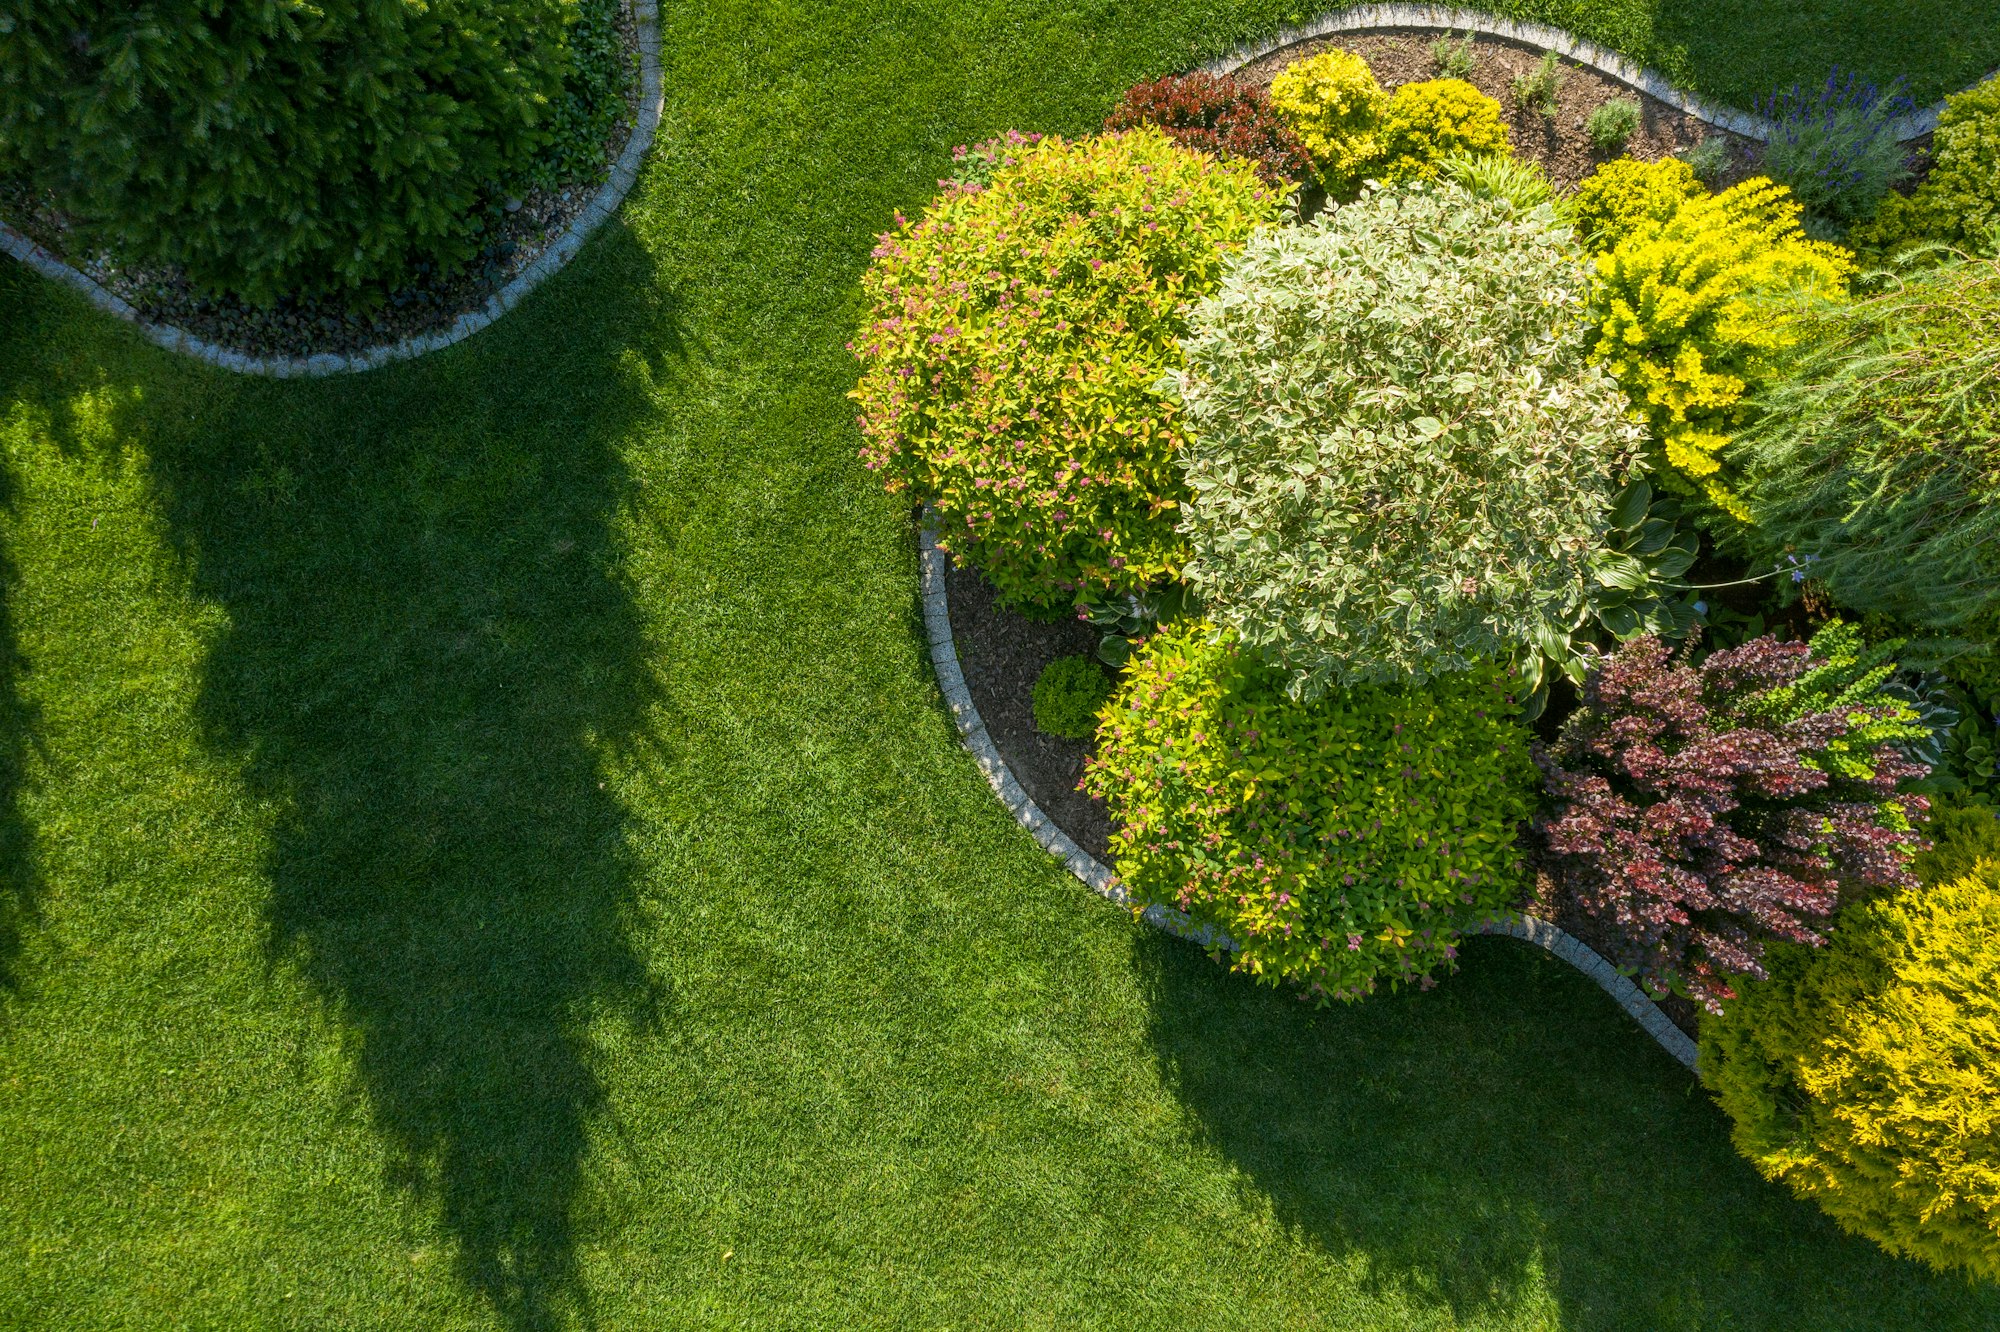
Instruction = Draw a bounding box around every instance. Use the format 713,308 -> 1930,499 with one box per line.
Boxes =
1701,862 -> 2000,1281
1268,51 -> 1388,195
1375,79 -> 1510,183
850,130 -> 1288,609
1589,179 -> 1851,519
1854,76 -> 2000,256
1567,156 -> 1706,251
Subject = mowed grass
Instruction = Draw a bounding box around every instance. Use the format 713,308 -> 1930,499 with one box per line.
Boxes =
3,3 -> 1999,1329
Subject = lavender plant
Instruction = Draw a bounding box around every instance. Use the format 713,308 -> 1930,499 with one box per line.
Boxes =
1757,70 -> 1913,228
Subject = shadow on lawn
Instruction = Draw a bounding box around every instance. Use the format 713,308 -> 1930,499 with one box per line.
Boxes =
1139,929 -> 2000,1331
150,220 -> 679,1332
0,448 -> 39,1012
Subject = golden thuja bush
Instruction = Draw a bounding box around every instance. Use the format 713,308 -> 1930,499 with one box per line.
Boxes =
1268,50 -> 1388,195
1701,859 -> 2000,1281
1374,79 -> 1510,183
1589,179 -> 1851,520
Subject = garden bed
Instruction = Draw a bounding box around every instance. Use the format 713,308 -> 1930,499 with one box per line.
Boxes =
0,0 -> 646,362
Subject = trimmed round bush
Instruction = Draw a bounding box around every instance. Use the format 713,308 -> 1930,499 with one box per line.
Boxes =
1033,655 -> 1114,741
1741,253 -> 2000,635
1855,76 -> 2000,256
1166,181 -> 1643,696
1081,622 -> 1537,1000
1567,156 -> 1706,251
1700,861 -> 2000,1280
1590,178 -> 1852,520
0,0 -> 584,303
1267,51 -> 1388,195
1375,79 -> 1510,183
1106,72 -> 1312,187
850,129 -> 1288,610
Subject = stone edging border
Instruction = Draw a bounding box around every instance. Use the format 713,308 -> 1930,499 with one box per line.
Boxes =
920,521 -> 1701,1070
0,0 -> 664,378
1203,3 -> 1997,143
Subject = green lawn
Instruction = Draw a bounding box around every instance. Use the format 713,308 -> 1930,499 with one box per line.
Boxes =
4,3 -> 1999,1329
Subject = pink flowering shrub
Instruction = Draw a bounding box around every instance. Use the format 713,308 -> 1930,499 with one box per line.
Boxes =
849,129 -> 1288,609
1082,622 -> 1538,1000
1536,624 -> 1932,1012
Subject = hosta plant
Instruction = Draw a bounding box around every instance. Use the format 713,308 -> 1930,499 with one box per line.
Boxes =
1167,181 -> 1644,698
850,129 -> 1288,609
1536,623 -> 1931,1012
1589,178 -> 1852,520
1701,861 -> 2000,1280
1082,623 -> 1537,1000
1104,72 -> 1312,187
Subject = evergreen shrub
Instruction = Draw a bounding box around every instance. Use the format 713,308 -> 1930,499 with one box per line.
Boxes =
1567,156 -> 1705,250
1855,76 -> 2000,256
1082,623 -> 1537,1000
1375,79 -> 1511,183
1267,51 -> 1387,196
850,130 -> 1287,610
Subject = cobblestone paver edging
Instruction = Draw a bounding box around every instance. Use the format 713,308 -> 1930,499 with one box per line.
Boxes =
922,522 -> 1701,1070
1204,3 -> 1994,142
0,0 -> 664,378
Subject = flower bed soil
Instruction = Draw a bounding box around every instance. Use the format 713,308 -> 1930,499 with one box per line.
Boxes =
0,1 -> 643,361
1230,29 -> 1760,191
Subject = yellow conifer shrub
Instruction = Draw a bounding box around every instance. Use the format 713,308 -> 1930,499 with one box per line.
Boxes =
1589,178 -> 1851,519
1701,858 -> 2000,1280
1374,79 -> 1510,183
1268,50 -> 1388,195
1567,156 -> 1706,251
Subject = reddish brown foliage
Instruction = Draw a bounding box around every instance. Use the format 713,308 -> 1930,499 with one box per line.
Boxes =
1105,73 -> 1312,187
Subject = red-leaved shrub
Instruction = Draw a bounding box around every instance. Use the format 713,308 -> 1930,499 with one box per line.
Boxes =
1105,73 -> 1313,187
1535,629 -> 1931,1012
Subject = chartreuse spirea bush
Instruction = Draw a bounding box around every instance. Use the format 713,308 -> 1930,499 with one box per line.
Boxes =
1166,181 -> 1644,698
1855,76 -> 2000,256
1375,79 -> 1511,183
1700,861 -> 2000,1281
1590,178 -> 1853,520
1567,156 -> 1707,251
1267,51 -> 1387,195
0,0 -> 582,303
1741,253 -> 2000,635
1081,623 -> 1537,1001
850,129 -> 1288,610
1536,623 -> 1931,1013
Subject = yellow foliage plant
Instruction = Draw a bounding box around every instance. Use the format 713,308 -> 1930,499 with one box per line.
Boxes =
1268,50 -> 1388,196
1853,75 -> 2000,257
1567,155 -> 1706,252
1375,78 -> 1510,183
1701,859 -> 2000,1281
1589,178 -> 1851,520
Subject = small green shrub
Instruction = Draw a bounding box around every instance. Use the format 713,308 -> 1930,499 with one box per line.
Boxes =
1585,98 -> 1643,154
1678,136 -> 1735,188
1700,863 -> 2000,1281
1082,623 -> 1537,1000
1741,253 -> 2000,634
1437,152 -> 1555,214
1590,178 -> 1853,519
1854,76 -> 2000,256
1167,181 -> 1642,696
1756,71 -> 1912,229
1914,795 -> 2000,885
1430,31 -> 1478,80
0,0 -> 584,303
1567,156 -> 1706,251
850,130 -> 1288,610
1033,655 -> 1115,740
1511,51 -> 1566,119
1267,51 -> 1389,195
1375,80 -> 1512,183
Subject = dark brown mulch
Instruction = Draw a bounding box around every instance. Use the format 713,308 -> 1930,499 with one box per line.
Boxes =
1232,29 -> 1761,191
0,1 -> 641,360
942,559 -> 1114,862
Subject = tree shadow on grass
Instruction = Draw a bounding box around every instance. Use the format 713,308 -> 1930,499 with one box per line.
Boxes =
147,221 -> 681,1331
0,443 -> 39,1013
1139,929 -> 2000,1331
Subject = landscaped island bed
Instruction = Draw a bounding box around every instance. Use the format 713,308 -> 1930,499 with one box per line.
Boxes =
4,3 -> 2000,1329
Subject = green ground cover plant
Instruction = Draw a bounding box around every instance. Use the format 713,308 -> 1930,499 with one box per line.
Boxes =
4,2 -> 2000,1330
1032,654 -> 1114,739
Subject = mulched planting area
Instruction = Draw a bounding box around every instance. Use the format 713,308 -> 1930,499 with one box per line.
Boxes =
1233,29 -> 1760,189
0,1 -> 641,361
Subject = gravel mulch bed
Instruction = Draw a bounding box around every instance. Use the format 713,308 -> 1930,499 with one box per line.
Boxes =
0,1 -> 642,360
1231,29 -> 1761,190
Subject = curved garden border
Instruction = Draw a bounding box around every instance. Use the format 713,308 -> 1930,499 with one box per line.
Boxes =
1203,3 -> 1995,142
0,0 -> 664,378
921,523 -> 1702,1070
